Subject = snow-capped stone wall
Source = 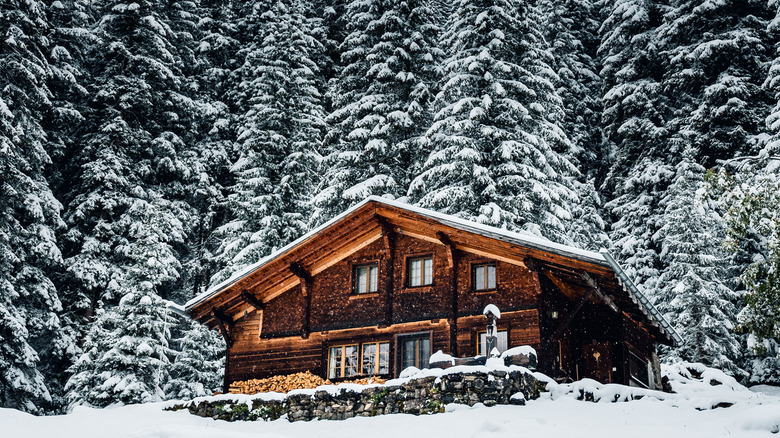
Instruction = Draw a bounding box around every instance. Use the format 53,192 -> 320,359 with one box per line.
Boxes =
176,369 -> 542,422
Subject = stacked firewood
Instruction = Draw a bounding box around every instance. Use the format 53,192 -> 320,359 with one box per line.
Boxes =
228,372 -> 386,394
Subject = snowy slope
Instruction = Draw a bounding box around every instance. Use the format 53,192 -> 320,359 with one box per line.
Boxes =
3,365 -> 780,438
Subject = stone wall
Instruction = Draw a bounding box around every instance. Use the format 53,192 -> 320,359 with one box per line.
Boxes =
176,369 -> 542,422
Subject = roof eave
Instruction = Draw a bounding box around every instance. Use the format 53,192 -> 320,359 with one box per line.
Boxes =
599,250 -> 683,346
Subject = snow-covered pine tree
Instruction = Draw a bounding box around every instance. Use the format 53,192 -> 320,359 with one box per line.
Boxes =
654,151 -> 743,376
538,0 -> 610,251
165,320 -> 225,400
312,0 -> 442,223
711,150 -> 780,383
599,0 -> 671,288
0,0 -> 77,413
211,0 -> 325,284
61,0 -> 196,316
540,0 -> 603,173
409,0 -> 579,242
65,292 -> 174,407
709,29 -> 780,380
657,0 -> 772,168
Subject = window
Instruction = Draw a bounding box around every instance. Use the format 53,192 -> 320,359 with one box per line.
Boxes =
407,256 -> 433,287
328,344 -> 359,379
399,333 -> 431,371
329,342 -> 390,379
472,263 -> 496,291
478,330 -> 508,356
628,351 -> 650,388
362,342 -> 390,375
353,263 -> 379,294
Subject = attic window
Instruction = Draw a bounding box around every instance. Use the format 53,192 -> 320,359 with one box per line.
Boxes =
472,263 -> 496,291
407,256 -> 433,287
353,263 -> 379,294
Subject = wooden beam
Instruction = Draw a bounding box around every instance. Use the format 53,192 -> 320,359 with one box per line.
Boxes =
581,272 -> 619,313
212,309 -> 234,348
543,270 -> 584,302
454,244 -> 526,267
437,232 -> 455,268
289,262 -> 313,284
288,263 -> 313,339
383,226 -> 396,327
524,256 -> 542,273
438,232 -> 459,356
240,290 -> 265,311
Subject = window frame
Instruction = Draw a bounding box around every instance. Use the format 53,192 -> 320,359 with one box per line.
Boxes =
476,329 -> 509,356
471,262 -> 497,291
406,254 -> 434,288
328,344 -> 360,380
397,331 -> 432,373
627,350 -> 650,388
352,261 -> 379,294
327,341 -> 391,380
361,341 -> 390,376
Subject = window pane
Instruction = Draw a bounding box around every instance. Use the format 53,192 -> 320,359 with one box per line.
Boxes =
369,266 -> 378,292
345,345 -> 358,377
409,259 -> 421,286
419,338 -> 430,369
475,266 -> 485,290
356,266 -> 367,293
402,339 -> 416,369
379,343 -> 389,374
423,258 -> 433,285
329,346 -> 342,379
362,343 -> 377,375
478,330 -> 508,355
487,265 -> 496,289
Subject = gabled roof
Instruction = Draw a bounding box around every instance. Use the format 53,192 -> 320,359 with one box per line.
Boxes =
185,196 -> 681,346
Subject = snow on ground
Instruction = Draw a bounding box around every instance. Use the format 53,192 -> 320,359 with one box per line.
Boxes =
3,364 -> 780,438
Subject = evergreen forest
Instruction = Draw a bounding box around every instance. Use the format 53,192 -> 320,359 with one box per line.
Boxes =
1,0 -> 779,413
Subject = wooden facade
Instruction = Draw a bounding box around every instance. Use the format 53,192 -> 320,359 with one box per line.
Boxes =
186,197 -> 678,390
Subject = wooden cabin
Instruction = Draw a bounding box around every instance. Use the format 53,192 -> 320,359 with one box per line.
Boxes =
185,197 -> 680,391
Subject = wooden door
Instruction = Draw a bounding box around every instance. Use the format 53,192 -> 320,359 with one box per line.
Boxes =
581,341 -> 612,383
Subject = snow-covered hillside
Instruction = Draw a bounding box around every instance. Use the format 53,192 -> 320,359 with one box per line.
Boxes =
3,364 -> 779,438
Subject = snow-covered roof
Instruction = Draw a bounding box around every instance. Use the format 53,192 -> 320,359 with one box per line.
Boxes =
186,196 -> 603,310
184,196 -> 680,345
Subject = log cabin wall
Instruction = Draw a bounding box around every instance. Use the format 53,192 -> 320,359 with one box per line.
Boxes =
310,239 -> 388,331
455,253 -> 539,316
390,234 -> 451,323
225,320 -> 451,383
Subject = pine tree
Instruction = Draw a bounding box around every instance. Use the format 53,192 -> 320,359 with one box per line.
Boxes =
654,152 -> 743,375
211,0 -> 325,284
65,292 -> 173,407
165,320 -> 225,400
599,0 -> 671,287
409,0 -> 579,242
658,0 -> 772,168
541,0 -> 603,173
0,0 -> 76,413
312,0 -> 443,223
61,0 -> 197,315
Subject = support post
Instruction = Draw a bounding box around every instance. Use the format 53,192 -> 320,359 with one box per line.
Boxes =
212,309 -> 234,348
290,263 -> 312,338
438,232 -> 459,356
380,220 -> 396,327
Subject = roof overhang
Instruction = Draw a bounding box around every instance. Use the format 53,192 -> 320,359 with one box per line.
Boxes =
184,196 -> 680,346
